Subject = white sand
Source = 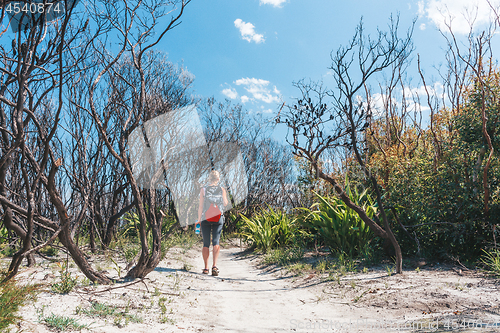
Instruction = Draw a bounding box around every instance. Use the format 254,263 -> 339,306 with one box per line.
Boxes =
10,240 -> 500,333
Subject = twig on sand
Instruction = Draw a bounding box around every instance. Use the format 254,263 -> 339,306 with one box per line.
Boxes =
87,278 -> 149,295
80,277 -> 181,297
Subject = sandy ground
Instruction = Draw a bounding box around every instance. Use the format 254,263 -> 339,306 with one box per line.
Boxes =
7,239 -> 500,333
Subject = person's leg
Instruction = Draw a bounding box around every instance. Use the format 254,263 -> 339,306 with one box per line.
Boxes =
212,221 -> 223,268
200,221 -> 211,271
202,247 -> 210,270
212,245 -> 220,268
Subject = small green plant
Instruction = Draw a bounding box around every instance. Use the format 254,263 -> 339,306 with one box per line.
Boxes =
480,249 -> 500,277
353,289 -> 369,303
314,259 -> 329,273
39,245 -> 59,257
0,276 -> 40,331
415,267 -> 420,273
262,247 -> 304,266
123,245 -> 140,263
158,296 -> 175,324
51,262 -> 78,294
171,273 -> 181,292
335,252 -> 357,275
41,313 -> 88,331
287,263 -> 311,275
0,246 -> 15,258
76,301 -> 117,318
109,258 -> 122,278
362,267 -> 368,273
163,231 -> 198,254
385,265 -> 393,277
152,287 -> 161,297
76,301 -> 142,327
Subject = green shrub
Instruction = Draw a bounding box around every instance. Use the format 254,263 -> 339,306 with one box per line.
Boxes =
75,301 -> 142,327
300,184 -> 375,257
0,246 -> 16,258
51,262 -> 78,294
240,206 -> 298,252
262,247 -> 304,266
120,212 -> 141,239
481,248 -> 500,277
39,245 -> 59,257
0,276 -> 40,331
41,313 -> 88,331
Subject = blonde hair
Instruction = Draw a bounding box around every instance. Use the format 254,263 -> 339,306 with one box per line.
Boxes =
208,170 -> 220,183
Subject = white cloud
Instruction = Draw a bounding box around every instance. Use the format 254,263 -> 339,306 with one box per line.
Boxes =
418,0 -> 500,34
235,77 -> 281,104
260,106 -> 273,113
403,82 -> 445,101
241,95 -> 250,104
234,19 -> 265,44
260,0 -> 287,7
357,83 -> 447,117
222,87 -> 238,100
420,23 -> 427,30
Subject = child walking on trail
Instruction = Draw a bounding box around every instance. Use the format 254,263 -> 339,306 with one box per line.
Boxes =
196,170 -> 229,276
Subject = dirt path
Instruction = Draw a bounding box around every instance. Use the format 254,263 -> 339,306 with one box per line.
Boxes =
13,243 -> 500,333
165,246 -> 500,333
184,247 -> 353,332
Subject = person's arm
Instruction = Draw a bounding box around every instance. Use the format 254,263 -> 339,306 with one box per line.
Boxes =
197,188 -> 204,224
222,187 -> 229,207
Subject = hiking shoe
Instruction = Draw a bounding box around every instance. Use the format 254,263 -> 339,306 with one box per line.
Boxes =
212,266 -> 219,276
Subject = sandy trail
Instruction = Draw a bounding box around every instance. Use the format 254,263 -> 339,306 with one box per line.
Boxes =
13,242 -> 500,333
187,248 -> 340,333
170,247 -> 443,333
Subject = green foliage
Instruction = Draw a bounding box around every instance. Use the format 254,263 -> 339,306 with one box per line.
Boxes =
39,245 -> 59,257
287,262 -> 312,275
164,230 -> 198,254
0,246 -> 15,259
40,313 -> 89,331
480,248 -> 500,277
161,216 -> 177,235
120,211 -> 141,239
158,297 -> 175,324
51,262 -> 78,294
299,185 -> 375,257
75,301 -> 143,327
456,75 -> 500,150
262,247 -> 304,266
240,206 -> 298,252
0,225 -> 15,258
0,225 -> 7,242
0,276 -> 40,331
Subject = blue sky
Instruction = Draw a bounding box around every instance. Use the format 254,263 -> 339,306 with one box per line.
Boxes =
160,0 -> 500,135
1,0 -> 498,138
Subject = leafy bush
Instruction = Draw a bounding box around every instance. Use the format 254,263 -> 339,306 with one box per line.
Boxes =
40,313 -> 88,331
262,247 -> 304,266
300,185 -> 375,257
39,245 -> 59,257
51,262 -> 78,294
481,249 -> 500,277
120,211 -> 141,239
240,206 -> 298,252
0,276 -> 40,331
